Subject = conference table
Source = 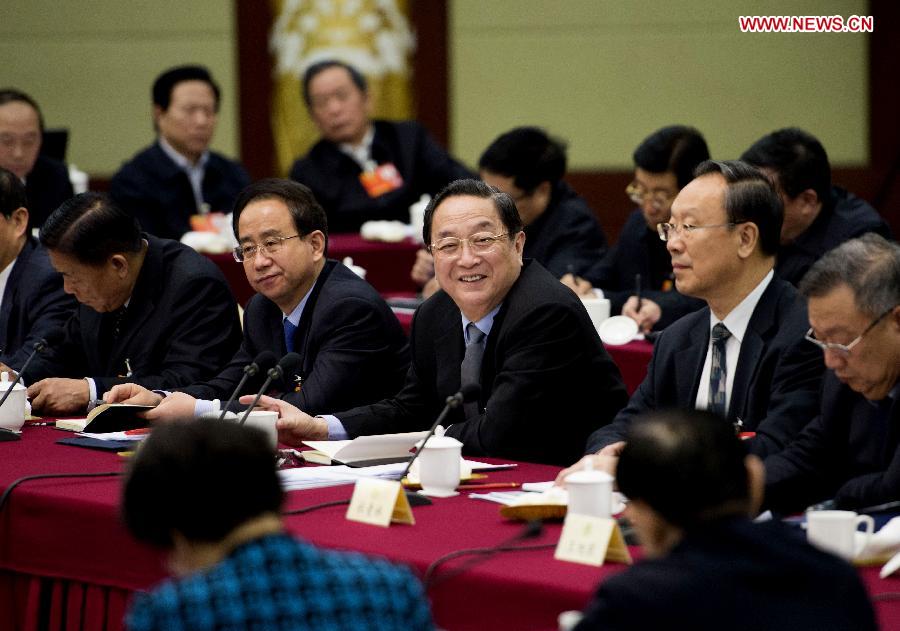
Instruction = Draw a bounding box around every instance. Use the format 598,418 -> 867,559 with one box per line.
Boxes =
205,233 -> 421,305
3,427 -> 900,630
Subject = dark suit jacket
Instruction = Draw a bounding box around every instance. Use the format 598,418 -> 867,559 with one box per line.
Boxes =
523,181 -> 607,278
25,155 -> 74,229
586,277 -> 824,457
765,373 -> 900,513
776,187 -> 891,286
574,518 -> 876,631
336,260 -> 628,466
25,235 -> 242,394
0,237 -> 76,369
289,120 -> 473,234
109,142 -> 250,240
585,209 -> 703,328
181,260 -> 410,415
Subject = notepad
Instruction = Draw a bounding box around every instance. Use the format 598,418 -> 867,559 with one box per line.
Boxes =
302,431 -> 428,466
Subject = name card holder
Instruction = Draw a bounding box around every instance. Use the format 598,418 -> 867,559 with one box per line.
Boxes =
554,513 -> 632,566
345,478 -> 415,527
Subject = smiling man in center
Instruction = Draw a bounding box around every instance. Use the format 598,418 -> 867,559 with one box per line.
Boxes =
254,179 -> 628,466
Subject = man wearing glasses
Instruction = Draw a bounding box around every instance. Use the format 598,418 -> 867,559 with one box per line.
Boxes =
107,179 -> 410,420
558,160 -> 824,482
764,234 -> 900,513
563,125 -> 708,331
249,179 -> 628,466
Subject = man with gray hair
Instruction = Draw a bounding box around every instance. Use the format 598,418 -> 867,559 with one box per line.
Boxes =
764,233 -> 900,513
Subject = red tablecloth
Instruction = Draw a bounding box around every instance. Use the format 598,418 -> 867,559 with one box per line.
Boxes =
204,234 -> 421,306
3,428 -> 899,631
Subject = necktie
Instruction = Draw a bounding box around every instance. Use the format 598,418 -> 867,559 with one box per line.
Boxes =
283,318 -> 297,353
461,323 -> 485,419
708,323 -> 731,418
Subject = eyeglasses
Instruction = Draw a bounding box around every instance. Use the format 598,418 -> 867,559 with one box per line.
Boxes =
625,182 -> 677,209
428,232 -> 509,258
804,306 -> 897,357
656,221 -> 748,241
233,234 -> 300,262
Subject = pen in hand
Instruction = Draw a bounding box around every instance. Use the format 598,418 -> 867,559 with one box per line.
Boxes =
634,273 -> 643,313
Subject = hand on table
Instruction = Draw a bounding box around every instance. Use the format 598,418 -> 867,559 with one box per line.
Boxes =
0,362 -> 17,379
554,442 -> 625,486
27,378 -> 90,415
560,273 -> 595,297
239,394 -> 329,445
622,296 -> 661,333
104,383 -> 164,406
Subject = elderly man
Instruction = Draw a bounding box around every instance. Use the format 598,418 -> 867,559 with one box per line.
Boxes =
110,65 -> 250,240
563,125 -> 708,330
122,419 -> 434,630
764,234 -> 900,513
0,167 -> 74,370
573,409 -> 876,631
251,179 -> 627,466
0,89 -> 74,228
741,128 -> 891,285
559,161 -> 823,481
107,179 -> 410,419
289,59 -> 472,233
20,193 -> 241,415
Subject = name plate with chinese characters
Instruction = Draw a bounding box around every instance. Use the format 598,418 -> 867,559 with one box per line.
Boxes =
555,513 -> 632,566
345,478 -> 415,527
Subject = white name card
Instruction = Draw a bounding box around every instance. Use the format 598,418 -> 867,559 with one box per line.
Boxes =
345,478 -> 415,527
555,513 -> 632,566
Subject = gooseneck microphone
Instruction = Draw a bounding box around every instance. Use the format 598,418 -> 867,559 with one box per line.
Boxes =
238,352 -> 302,425
217,351 -> 278,421
399,383 -> 481,482
0,331 -> 62,412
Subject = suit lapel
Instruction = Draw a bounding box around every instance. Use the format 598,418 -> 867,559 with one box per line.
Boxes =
0,242 -> 31,348
730,281 -> 781,421
676,313 -> 710,404
106,237 -> 160,375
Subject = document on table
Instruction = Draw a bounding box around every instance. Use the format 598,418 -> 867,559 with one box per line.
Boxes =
278,462 -> 407,491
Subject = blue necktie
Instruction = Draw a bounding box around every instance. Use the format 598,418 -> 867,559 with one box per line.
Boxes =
461,323 -> 485,419
283,318 -> 297,353
708,323 -> 731,418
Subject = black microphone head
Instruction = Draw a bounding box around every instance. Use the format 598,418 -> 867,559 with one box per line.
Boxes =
522,519 -> 543,539
33,328 -> 65,352
268,351 -> 302,380
460,382 -> 481,403
246,350 -> 277,376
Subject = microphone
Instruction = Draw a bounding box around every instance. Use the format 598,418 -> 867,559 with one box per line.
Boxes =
0,330 -> 63,412
217,351 -> 277,421
398,382 -> 481,483
238,352 -> 302,426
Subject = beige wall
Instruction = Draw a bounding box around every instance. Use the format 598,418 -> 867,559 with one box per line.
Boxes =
1,1 -> 239,177
449,0 -> 869,170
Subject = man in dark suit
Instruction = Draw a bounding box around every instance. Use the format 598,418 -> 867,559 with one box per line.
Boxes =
250,179 -> 628,466
558,161 -> 823,481
0,89 -> 74,229
573,409 -> 876,631
764,234 -> 900,513
107,179 -> 409,419
742,127 -> 891,285
289,60 -> 472,234
122,420 -> 433,630
22,193 -> 241,415
0,168 -> 74,370
110,65 -> 250,240
412,126 -> 609,298
563,126 -> 708,330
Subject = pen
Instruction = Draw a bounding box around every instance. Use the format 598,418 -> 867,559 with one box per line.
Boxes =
458,482 -> 521,491
634,273 -> 643,312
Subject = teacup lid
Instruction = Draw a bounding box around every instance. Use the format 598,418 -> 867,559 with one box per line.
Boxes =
597,315 -> 639,346
421,436 -> 463,449
0,372 -> 25,391
567,469 -> 614,484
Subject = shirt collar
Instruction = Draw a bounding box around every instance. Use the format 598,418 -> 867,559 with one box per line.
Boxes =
462,303 -> 502,344
282,283 -> 316,327
708,269 -> 774,345
158,137 -> 209,171
338,125 -> 375,169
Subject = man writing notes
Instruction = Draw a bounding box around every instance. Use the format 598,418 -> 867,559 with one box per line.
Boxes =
289,60 -> 472,233
107,179 -> 410,419
110,65 -> 250,240
572,409 -> 876,631
558,161 -> 823,483
20,193 -> 241,415
249,179 -> 628,466
764,234 -> 900,513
